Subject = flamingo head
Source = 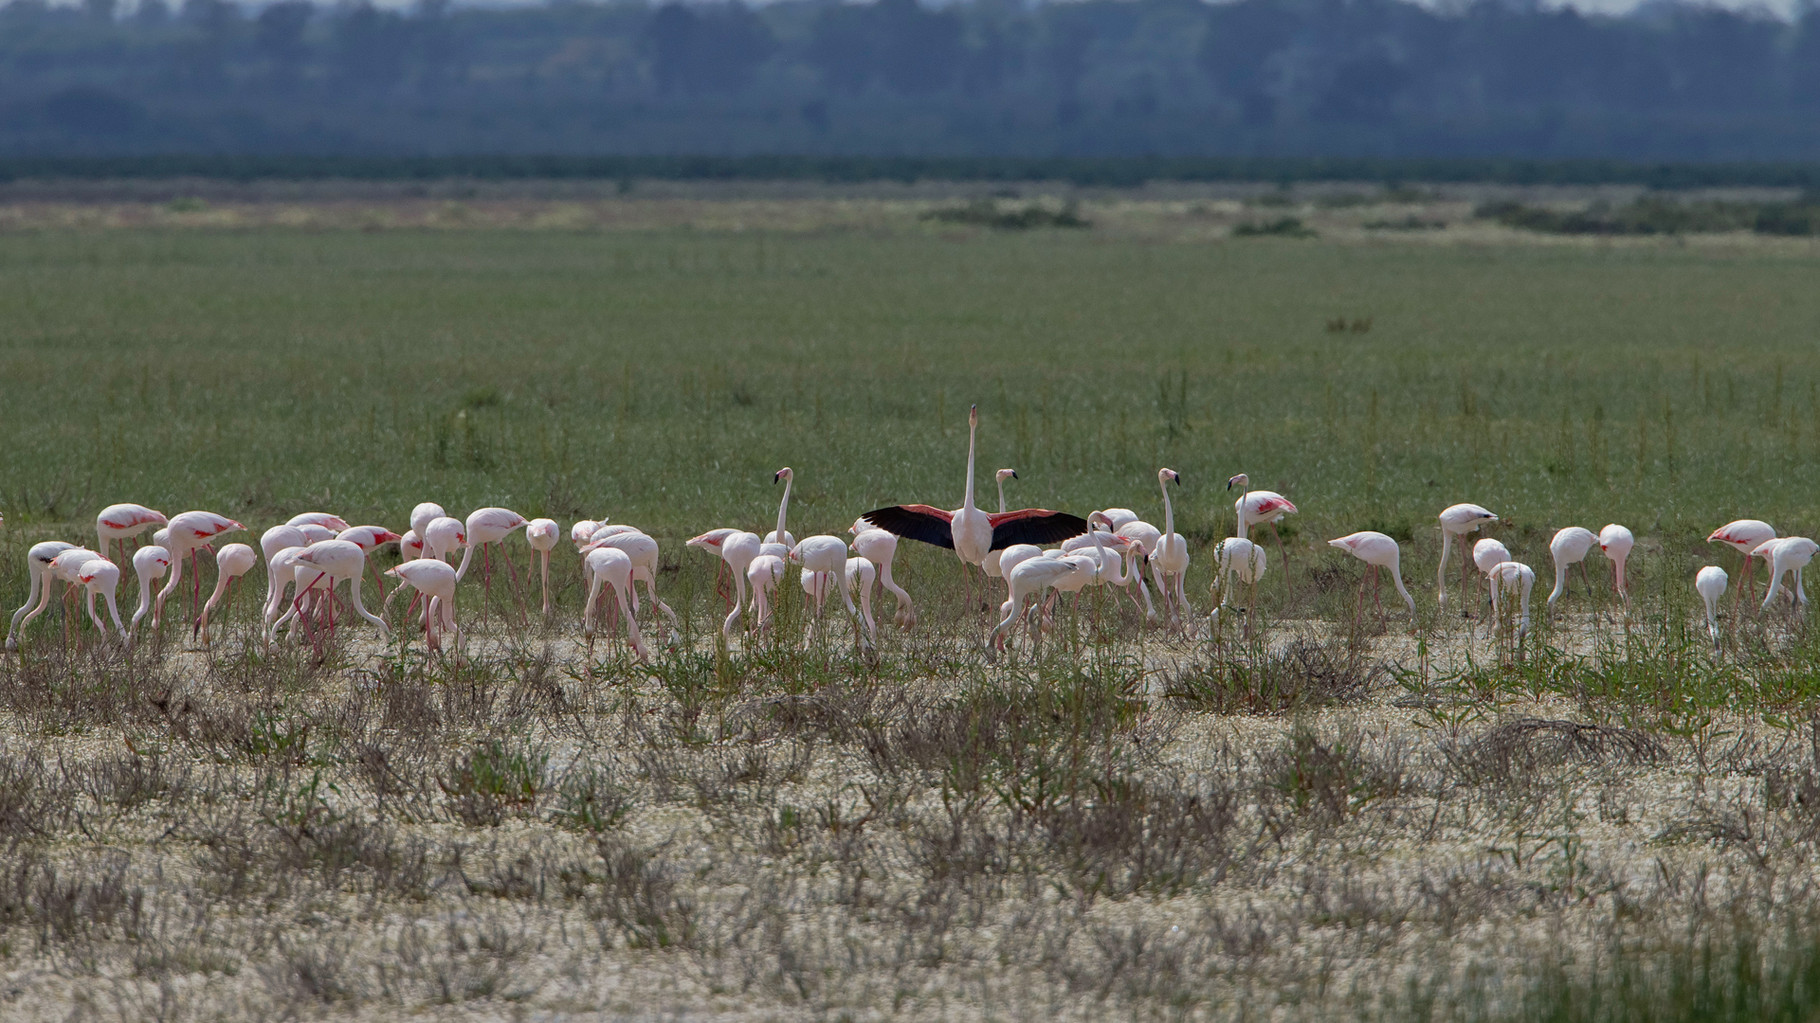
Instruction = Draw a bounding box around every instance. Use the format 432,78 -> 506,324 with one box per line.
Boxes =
688,528 -> 734,549
1227,473 -> 1249,492
1161,468 -> 1180,487
774,467 -> 792,485
1088,511 -> 1114,531
996,468 -> 1018,483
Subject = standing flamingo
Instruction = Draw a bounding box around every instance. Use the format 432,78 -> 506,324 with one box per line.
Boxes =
155,511 -> 245,626
1208,537 -> 1267,637
7,541 -> 77,651
399,529 -> 426,563
425,516 -> 466,563
194,542 -> 259,647
1150,469 -> 1190,624
75,557 -> 126,643
1708,520 -> 1777,608
1758,537 -> 1818,611
766,468 -> 797,557
790,535 -> 865,646
1328,531 -> 1416,631
260,525 -> 308,607
981,468 -> 1020,581
747,554 -> 786,631
1547,527 -> 1600,609
689,529 -> 763,638
384,559 -> 461,656
1599,524 -> 1635,606
13,548 -> 103,646
863,405 -> 1087,611
848,519 -> 916,629
582,529 -> 679,636
95,504 -> 165,565
1695,566 -> 1728,648
1227,473 -> 1297,587
1488,561 -> 1537,643
843,557 -> 879,643
993,528 -> 1124,653
1437,503 -> 1498,610
582,546 -> 649,662
525,518 -> 560,614
129,544 -> 172,640
455,508 -> 529,618
269,540 -> 389,643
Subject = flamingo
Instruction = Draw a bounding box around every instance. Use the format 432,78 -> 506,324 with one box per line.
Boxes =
766,468 -> 797,557
1695,566 -> 1728,648
582,546 -> 649,662
848,519 -> 916,629
525,518 -> 560,614
843,557 -> 879,643
689,529 -> 763,638
1708,519 -> 1777,608
1227,473 -> 1297,586
1108,518 -> 1160,620
1599,524 -> 1635,606
399,529 -> 426,563
1329,531 -> 1415,632
1437,503 -> 1498,610
992,528 -> 1123,653
981,468 -> 1020,581
1488,561 -> 1537,643
1098,508 -> 1140,532
288,512 -> 351,533
95,504 -> 165,564
195,542 -> 257,646
295,523 -> 338,546
456,508 -> 529,617
789,535 -> 865,646
1208,537 -> 1266,638
409,503 -> 445,541
994,543 -> 1045,605
1547,527 -> 1600,609
425,516 -> 466,563
129,544 -> 172,640
747,554 -> 785,631
1063,530 -> 1151,617
7,541 -> 77,651
14,548 -> 103,647
1150,469 -> 1190,624
1757,537 -> 1818,611
260,525 -> 308,607
582,528 -> 679,635
862,405 -> 1087,611
384,559 -> 461,655
1038,525 -> 1131,632
1473,538 -> 1511,582
269,540 -> 389,644
154,511 -> 245,627
74,557 -> 126,643
338,525 -> 403,601
261,547 -> 308,645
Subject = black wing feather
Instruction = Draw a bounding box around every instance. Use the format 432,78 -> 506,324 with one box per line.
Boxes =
991,513 -> 1089,551
862,506 -> 956,550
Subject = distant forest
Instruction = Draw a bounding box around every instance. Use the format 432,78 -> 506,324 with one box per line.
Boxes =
3,0 -> 1819,160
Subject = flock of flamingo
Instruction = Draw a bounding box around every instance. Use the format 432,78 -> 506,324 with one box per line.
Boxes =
2,405 -> 1813,660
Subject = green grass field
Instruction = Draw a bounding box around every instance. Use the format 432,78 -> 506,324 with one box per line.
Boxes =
7,216 -> 1820,1022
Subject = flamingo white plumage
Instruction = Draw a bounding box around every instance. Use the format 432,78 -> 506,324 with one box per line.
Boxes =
789,535 -> 864,646
156,511 -> 245,626
95,504 -> 166,565
1228,473 -> 1297,586
1151,468 -> 1190,624
1598,524 -> 1635,606
747,554 -> 785,631
525,518 -> 560,615
385,559 -> 461,655
582,546 -> 649,662
1695,566 -> 1728,648
195,542 -> 257,646
74,556 -> 126,643
7,541 -> 77,651
287,512 -> 351,533
1437,503 -> 1498,609
1757,537 -> 1817,611
981,468 -> 1019,581
688,529 -> 763,638
849,520 -> 916,629
1547,527 -> 1599,608
1208,536 -> 1266,637
843,556 -> 879,643
1708,519 -> 1776,608
130,544 -> 172,640
269,540 -> 389,642
1329,531 -> 1415,631
1488,561 -> 1536,642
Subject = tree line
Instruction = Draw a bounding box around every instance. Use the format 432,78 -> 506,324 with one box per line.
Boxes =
1,0 -> 1818,159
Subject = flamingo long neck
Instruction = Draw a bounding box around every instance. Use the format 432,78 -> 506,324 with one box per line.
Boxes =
1235,487 -> 1250,538
996,476 -> 1006,514
1549,560 -> 1569,604
1437,530 -> 1453,601
776,477 -> 792,541
962,418 -> 978,512
1160,476 -> 1175,539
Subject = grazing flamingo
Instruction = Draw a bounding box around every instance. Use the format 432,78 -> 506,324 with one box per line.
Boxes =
849,519 -> 916,629
269,540 -> 389,643
1488,561 -> 1537,642
95,504 -> 166,564
1150,469 -> 1190,624
154,511 -> 245,626
455,509 -> 528,616
1547,527 -> 1600,609
1107,518 -> 1160,620
1708,520 -> 1777,607
582,529 -> 679,635
981,468 -> 1020,581
13,548 -> 103,646
295,523 -> 337,546
689,529 -> 763,638
129,544 -> 172,640
1695,566 -> 1728,648
1437,503 -> 1498,610
1063,530 -> 1151,616
1098,508 -> 1140,532
1598,524 -> 1635,605
424,516 -> 466,563
843,557 -> 879,643
582,546 -> 649,662
571,519 -> 603,551
993,528 -> 1123,653
1472,538 -> 1511,581
288,512 -> 351,533
1757,537 -> 1818,611
261,547 -> 308,645
525,518 -> 560,614
1228,473 -> 1297,585
409,503 -> 445,541
790,535 -> 865,645
747,554 -> 785,631
195,542 -> 257,646
7,541 -> 77,651
384,559 -> 461,655
1039,527 -> 1132,631
863,405 -> 1087,610
399,529 -> 426,563
1328,531 -> 1415,630
260,525 -> 308,604
765,468 -> 797,557
75,557 -> 126,643
338,525 -> 403,600
1208,537 -> 1267,637
993,543 -> 1044,605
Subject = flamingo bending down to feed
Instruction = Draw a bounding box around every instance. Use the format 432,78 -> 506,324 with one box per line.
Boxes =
1228,473 -> 1297,587
457,508 -> 529,617
1062,529 -> 1150,617
1208,537 -> 1266,637
992,525 -> 1126,652
1695,566 -> 1728,648
862,405 -> 1088,611
385,559 -> 461,655
583,528 -> 679,636
1757,537 -> 1818,611
1488,561 -> 1537,642
130,545 -> 172,640
1038,522 -> 1132,631
287,512 -> 351,533
155,511 -> 246,626
525,518 -> 560,614
1436,503 -> 1498,610
425,516 -> 466,563
1708,520 -> 1777,608
7,541 -> 77,651
747,554 -> 785,631
1328,531 -> 1415,631
688,529 -> 763,638
268,540 -> 390,644
843,557 -> 880,643
1547,527 -> 1600,609
789,535 -> 867,646
75,557 -> 127,643
582,546 -> 650,662
13,549 -> 103,646
849,520 -> 916,629
95,504 -> 166,564
260,525 -> 308,605
195,542 -> 258,646
1599,524 -> 1635,606
409,503 -> 445,542
980,469 -> 1020,581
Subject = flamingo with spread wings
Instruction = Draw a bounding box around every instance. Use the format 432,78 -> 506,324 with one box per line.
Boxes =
862,405 -> 1086,609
